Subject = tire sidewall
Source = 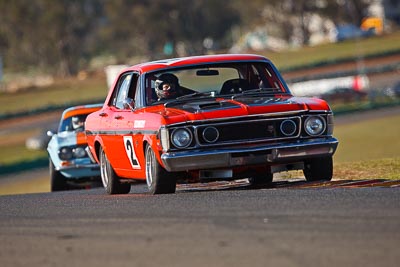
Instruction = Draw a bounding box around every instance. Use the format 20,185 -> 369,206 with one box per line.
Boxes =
145,145 -> 157,194
145,145 -> 176,194
49,159 -> 67,191
99,147 -> 130,194
100,147 -> 112,194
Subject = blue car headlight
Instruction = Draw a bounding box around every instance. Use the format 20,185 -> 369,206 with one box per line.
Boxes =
58,146 -> 87,160
59,147 -> 73,160
73,147 -> 87,158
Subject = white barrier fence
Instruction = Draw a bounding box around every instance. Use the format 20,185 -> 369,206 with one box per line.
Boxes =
288,75 -> 370,97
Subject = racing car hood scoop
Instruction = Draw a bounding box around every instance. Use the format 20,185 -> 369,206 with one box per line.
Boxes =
179,100 -> 239,113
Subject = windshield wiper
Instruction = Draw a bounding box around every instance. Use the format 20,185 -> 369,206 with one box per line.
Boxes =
175,91 -> 215,100
163,92 -> 216,107
245,88 -> 279,94
230,88 -> 281,99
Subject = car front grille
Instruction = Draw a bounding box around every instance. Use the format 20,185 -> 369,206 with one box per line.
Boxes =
193,116 -> 301,148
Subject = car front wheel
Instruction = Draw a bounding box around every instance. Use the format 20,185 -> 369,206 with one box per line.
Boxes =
145,145 -> 176,194
50,159 -> 67,192
99,147 -> 131,194
303,156 -> 333,181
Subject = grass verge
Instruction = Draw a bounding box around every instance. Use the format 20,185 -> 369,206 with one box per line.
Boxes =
282,158 -> 400,180
0,175 -> 49,195
334,158 -> 400,180
333,113 -> 400,163
0,144 -> 47,166
265,31 -> 400,69
0,78 -> 108,115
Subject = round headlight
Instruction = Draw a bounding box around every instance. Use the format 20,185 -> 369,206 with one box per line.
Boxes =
280,119 -> 297,136
202,126 -> 219,143
171,128 -> 192,148
59,147 -> 73,160
304,116 -> 326,136
73,147 -> 87,158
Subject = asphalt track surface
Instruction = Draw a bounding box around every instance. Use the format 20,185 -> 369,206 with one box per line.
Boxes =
0,180 -> 399,267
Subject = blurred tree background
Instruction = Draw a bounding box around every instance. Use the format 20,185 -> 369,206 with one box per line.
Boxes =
0,0 -> 390,76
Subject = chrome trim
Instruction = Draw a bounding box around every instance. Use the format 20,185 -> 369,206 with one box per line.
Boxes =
165,110 -> 307,127
192,115 -> 300,128
56,163 -> 100,171
85,146 -> 97,163
170,116 -> 301,149
160,126 -> 170,151
202,126 -> 219,143
161,137 -> 338,172
280,119 -> 297,136
307,110 -> 331,114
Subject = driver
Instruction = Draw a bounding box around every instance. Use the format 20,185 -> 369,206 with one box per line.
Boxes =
154,73 -> 181,100
72,116 -> 84,131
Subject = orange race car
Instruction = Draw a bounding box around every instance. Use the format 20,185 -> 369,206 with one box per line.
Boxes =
47,104 -> 102,191
85,54 -> 338,195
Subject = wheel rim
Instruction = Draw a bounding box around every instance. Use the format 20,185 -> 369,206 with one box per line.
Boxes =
145,147 -> 153,188
100,150 -> 109,188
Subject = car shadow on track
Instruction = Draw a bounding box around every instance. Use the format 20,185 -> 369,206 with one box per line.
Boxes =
175,178 -> 400,193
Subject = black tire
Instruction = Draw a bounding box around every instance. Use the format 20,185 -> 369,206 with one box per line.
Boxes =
50,159 -> 68,192
303,156 -> 333,181
249,172 -> 273,186
145,145 -> 176,194
99,147 -> 131,194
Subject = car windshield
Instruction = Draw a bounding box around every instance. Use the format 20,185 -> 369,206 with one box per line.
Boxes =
59,114 -> 89,133
145,62 -> 288,105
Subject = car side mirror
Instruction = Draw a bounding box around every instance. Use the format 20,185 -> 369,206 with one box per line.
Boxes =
47,130 -> 55,137
123,98 -> 135,111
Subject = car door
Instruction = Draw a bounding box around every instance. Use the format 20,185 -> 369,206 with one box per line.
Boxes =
102,72 -> 146,179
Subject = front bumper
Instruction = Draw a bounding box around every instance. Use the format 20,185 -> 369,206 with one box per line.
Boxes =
56,157 -> 100,179
161,137 -> 338,172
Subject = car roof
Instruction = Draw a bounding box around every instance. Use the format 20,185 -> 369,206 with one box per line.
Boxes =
62,103 -> 103,120
124,54 -> 270,73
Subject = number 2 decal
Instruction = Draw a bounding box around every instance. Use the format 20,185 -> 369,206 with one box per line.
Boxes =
123,136 -> 141,169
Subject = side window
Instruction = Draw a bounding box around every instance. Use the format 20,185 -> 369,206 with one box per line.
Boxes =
110,73 -> 139,109
129,74 -> 139,100
114,74 -> 132,109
